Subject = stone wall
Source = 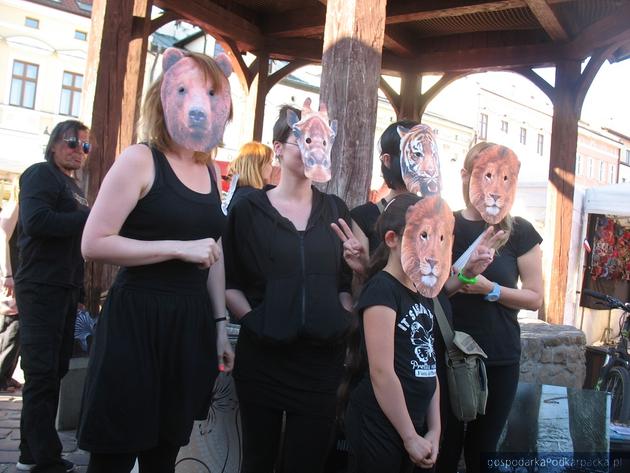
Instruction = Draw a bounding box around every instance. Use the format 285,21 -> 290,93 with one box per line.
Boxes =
519,321 -> 587,389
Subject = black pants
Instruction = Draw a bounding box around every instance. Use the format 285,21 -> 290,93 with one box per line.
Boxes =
87,443 -> 180,473
239,399 -> 336,473
0,314 -> 19,387
15,282 -> 79,472
345,401 -> 428,473
436,364 -> 520,473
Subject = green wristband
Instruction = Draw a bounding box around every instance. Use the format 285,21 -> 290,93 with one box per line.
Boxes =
457,271 -> 477,285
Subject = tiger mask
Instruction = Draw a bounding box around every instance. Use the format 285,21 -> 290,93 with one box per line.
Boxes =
401,196 -> 454,298
469,145 -> 521,225
397,124 -> 441,196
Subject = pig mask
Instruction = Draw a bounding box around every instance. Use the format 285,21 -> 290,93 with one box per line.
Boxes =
401,196 -> 455,298
397,124 -> 442,196
286,98 -> 337,183
469,144 -> 521,225
160,47 -> 232,153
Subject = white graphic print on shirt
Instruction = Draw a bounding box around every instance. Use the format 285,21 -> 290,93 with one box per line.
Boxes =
397,302 -> 436,377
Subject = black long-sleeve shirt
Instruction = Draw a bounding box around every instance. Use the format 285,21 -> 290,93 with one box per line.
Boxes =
16,161 -> 89,288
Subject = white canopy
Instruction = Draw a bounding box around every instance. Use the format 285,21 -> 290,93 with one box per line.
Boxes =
584,183 -> 630,216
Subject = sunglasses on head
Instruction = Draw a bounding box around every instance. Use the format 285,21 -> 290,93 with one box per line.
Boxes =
63,137 -> 90,154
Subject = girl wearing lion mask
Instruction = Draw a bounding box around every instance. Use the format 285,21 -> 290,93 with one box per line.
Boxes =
436,142 -> 544,473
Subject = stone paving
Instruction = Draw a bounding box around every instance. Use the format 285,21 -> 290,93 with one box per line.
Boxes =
0,392 -> 89,473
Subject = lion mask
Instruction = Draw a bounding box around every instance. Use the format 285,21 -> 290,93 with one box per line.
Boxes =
469,145 -> 521,224
401,196 -> 454,298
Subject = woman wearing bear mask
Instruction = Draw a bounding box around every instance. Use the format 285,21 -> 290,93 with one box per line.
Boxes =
223,102 -> 352,473
77,48 -> 234,473
436,142 -> 543,473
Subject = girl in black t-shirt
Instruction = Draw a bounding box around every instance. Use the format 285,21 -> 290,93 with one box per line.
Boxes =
343,194 -> 441,473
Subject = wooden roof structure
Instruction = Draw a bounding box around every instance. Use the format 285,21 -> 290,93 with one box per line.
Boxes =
84,0 -> 630,323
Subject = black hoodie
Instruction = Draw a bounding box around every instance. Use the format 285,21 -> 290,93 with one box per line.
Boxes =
223,186 -> 352,345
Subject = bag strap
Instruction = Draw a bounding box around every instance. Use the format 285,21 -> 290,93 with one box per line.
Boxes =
432,297 -> 455,350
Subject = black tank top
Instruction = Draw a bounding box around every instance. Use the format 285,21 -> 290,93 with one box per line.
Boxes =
115,146 -> 225,293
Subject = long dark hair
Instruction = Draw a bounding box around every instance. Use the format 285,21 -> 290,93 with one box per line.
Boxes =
272,104 -> 301,143
44,119 -> 89,163
379,119 -> 419,191
338,193 -> 421,421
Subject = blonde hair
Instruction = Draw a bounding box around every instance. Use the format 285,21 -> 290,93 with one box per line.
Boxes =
138,50 -> 233,165
463,141 -> 513,248
228,142 -> 273,189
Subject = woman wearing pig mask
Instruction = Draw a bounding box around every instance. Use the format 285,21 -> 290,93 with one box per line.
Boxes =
77,48 -> 234,473
223,100 -> 353,473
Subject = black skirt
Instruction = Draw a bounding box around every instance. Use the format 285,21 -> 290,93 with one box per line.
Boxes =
77,284 -> 218,453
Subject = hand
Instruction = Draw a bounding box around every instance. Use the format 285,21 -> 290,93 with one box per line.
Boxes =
459,274 -> 494,295
330,219 -> 368,275
216,329 -> 234,373
1,276 -> 14,298
403,433 -> 433,466
417,429 -> 440,468
461,227 -> 504,279
179,238 -> 221,269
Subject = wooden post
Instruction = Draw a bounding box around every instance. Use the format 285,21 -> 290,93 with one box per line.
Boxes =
545,60 -> 580,325
320,0 -> 387,208
242,54 -> 269,141
399,71 -> 420,120
83,0 -> 152,313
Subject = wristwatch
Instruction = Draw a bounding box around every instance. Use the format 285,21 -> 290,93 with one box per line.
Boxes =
484,282 -> 501,302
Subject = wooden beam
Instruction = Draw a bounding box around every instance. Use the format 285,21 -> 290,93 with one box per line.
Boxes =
263,5 -> 326,38
83,0 -> 152,314
383,25 -> 419,57
567,2 -> 630,59
149,9 -> 178,33
218,36 -> 254,92
267,60 -> 310,89
512,67 -> 555,102
524,0 -> 568,41
399,71 -> 421,120
417,72 -> 465,117
544,59 -> 580,325
320,0 -> 387,208
242,54 -> 269,141
379,77 -> 400,115
154,0 -> 262,51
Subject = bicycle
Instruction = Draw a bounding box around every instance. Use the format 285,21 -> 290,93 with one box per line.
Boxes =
583,288 -> 630,424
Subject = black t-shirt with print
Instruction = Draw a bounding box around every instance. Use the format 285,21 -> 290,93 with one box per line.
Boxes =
351,270 -> 437,427
450,211 -> 542,365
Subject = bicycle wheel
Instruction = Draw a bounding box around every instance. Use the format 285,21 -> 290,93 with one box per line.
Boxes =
604,366 -> 630,424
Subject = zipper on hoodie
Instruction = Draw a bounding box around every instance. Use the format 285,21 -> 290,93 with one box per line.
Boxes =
299,232 -> 306,326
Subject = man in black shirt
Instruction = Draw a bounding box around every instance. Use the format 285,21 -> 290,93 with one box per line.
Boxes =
15,120 -> 90,473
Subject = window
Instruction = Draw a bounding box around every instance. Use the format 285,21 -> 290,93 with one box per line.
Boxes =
25,17 -> 39,29
599,161 -> 605,181
520,127 -> 527,145
9,60 -> 38,109
624,149 -> 630,165
576,154 -> 581,176
609,164 -> 615,184
74,30 -> 87,41
587,158 -> 593,178
537,134 -> 544,155
501,120 -> 508,133
479,113 -> 488,140
59,71 -> 83,117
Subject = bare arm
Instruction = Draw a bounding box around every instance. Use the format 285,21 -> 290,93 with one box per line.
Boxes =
226,289 -> 252,320
207,239 -> 234,372
81,145 -> 218,268
0,203 -> 18,295
459,244 -> 543,311
364,306 -> 432,464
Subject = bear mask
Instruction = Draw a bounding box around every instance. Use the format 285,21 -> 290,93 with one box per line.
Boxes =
160,47 -> 232,153
287,98 -> 337,183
